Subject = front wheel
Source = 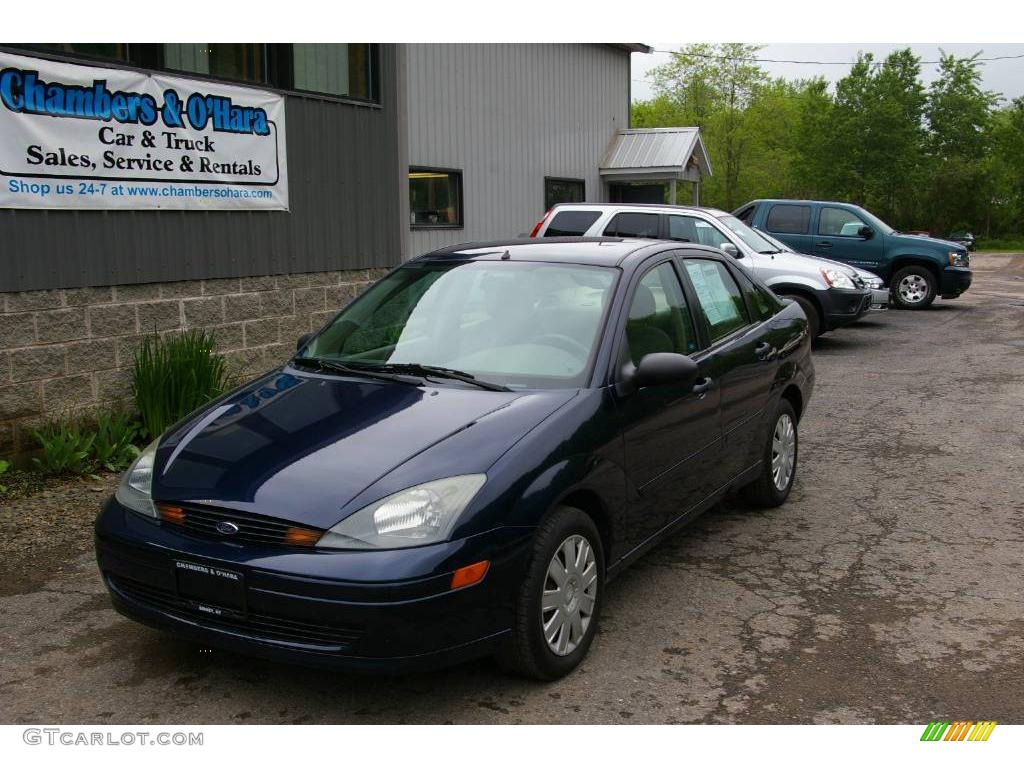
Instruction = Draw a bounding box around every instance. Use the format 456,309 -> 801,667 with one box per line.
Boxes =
784,294 -> 822,340
741,399 -> 798,508
891,266 -> 937,309
496,506 -> 604,680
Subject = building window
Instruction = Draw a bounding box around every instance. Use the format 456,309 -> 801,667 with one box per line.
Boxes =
544,177 -> 585,211
13,44 -> 380,104
409,169 -> 463,228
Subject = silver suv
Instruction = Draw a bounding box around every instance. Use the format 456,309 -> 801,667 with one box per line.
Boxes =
531,203 -> 883,339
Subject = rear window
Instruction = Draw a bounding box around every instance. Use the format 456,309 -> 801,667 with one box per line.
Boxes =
766,204 -> 811,234
544,210 -> 601,237
603,212 -> 659,238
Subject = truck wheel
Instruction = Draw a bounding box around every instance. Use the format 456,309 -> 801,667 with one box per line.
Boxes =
891,266 -> 936,309
784,294 -> 821,339
741,399 -> 798,508
496,506 -> 604,680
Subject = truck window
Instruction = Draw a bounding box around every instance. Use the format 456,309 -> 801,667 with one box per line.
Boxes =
766,204 -> 811,234
819,207 -> 867,237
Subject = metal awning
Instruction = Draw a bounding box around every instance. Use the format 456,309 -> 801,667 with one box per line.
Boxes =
600,127 -> 712,183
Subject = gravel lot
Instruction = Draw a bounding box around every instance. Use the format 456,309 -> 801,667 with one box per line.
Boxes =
2,254 -> 1022,724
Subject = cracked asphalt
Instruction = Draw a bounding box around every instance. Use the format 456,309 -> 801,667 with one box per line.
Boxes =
1,254 -> 1022,724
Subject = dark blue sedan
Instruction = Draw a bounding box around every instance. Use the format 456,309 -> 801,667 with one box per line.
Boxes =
96,238 -> 813,679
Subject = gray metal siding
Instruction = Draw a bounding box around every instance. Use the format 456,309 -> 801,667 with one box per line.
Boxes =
405,44 -> 630,256
0,46 -> 403,293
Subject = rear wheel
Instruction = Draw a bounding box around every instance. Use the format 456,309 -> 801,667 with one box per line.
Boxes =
741,399 -> 798,508
496,506 -> 604,680
891,266 -> 937,309
784,294 -> 821,340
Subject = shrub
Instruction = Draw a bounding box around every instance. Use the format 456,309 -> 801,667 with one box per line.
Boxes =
32,419 -> 95,476
133,330 -> 228,439
0,458 -> 9,492
92,410 -> 142,472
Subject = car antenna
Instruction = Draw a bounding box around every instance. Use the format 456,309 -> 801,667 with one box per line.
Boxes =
501,250 -> 511,260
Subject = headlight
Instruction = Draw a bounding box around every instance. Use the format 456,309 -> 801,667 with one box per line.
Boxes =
821,268 -> 856,289
114,439 -> 159,518
949,251 -> 970,267
859,272 -> 884,289
318,474 -> 487,550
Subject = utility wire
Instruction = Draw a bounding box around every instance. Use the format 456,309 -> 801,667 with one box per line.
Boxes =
646,49 -> 1024,66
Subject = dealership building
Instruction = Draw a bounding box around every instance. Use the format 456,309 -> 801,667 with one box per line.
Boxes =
0,43 -> 711,454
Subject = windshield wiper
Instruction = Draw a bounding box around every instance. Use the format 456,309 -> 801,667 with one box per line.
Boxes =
291,356 -> 420,386
351,362 -> 512,392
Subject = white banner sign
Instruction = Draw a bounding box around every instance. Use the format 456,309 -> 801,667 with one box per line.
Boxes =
0,51 -> 288,210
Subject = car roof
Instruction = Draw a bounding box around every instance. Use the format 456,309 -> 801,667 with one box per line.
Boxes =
549,202 -> 730,217
415,237 -> 727,268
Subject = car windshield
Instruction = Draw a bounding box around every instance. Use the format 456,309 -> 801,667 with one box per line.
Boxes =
713,214 -> 782,254
853,206 -> 895,236
300,259 -> 618,389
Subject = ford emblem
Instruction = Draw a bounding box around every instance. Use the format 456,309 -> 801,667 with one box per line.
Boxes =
215,521 -> 240,536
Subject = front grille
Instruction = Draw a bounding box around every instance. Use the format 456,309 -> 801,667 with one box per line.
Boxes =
159,504 -> 324,548
109,575 -> 363,650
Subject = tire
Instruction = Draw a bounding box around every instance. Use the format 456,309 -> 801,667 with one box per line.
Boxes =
785,294 -> 822,339
741,399 -> 798,508
496,506 -> 605,680
891,265 -> 937,309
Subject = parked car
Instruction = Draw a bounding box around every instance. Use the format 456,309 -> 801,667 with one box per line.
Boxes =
754,229 -> 889,312
734,199 -> 972,309
531,203 -> 873,339
949,230 -> 977,251
96,238 -> 813,680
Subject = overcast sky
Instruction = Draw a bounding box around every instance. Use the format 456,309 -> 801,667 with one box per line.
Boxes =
631,43 -> 1024,103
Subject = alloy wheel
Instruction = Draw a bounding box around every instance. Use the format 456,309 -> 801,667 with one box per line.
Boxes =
772,413 -> 796,491
541,534 -> 598,656
897,274 -> 930,305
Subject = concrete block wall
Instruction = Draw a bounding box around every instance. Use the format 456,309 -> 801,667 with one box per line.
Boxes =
0,268 -> 387,456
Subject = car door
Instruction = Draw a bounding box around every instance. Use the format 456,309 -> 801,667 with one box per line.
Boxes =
615,258 -> 722,547
678,256 -> 780,484
761,202 -> 814,254
811,205 -> 884,270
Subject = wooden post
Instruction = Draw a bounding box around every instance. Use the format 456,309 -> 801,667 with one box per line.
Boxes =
669,179 -> 677,205
692,180 -> 700,206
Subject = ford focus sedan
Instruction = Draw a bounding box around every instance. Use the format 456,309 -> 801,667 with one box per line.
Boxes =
96,238 -> 814,680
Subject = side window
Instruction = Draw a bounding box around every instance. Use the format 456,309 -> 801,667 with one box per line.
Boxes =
766,204 -> 811,235
624,262 -> 699,365
604,212 -> 660,238
735,205 -> 756,225
682,259 -> 751,342
668,215 -> 731,249
544,210 -> 601,237
734,269 -> 781,322
818,207 -> 866,237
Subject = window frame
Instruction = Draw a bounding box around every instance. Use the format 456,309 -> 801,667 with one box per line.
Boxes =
409,166 -> 465,230
543,177 -> 586,212
3,44 -> 383,108
765,204 -> 812,235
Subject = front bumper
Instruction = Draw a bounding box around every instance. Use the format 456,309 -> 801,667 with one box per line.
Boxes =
868,287 -> 889,311
819,287 -> 873,331
95,498 -> 532,672
940,266 -> 973,299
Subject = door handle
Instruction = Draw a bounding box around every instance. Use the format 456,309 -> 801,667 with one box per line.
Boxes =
815,240 -> 833,248
692,377 -> 713,397
755,342 -> 777,361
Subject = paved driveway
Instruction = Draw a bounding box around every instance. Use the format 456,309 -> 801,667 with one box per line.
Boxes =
2,254 -> 1022,724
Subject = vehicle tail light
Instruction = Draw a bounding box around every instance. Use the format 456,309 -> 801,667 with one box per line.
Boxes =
450,560 -> 490,590
529,210 -> 552,238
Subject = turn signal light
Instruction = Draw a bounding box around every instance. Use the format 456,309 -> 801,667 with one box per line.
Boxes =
450,560 -> 490,590
158,504 -> 186,524
284,527 -> 320,547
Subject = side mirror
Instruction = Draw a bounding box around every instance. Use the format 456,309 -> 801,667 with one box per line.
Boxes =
629,352 -> 699,389
720,243 -> 741,258
858,225 -> 874,239
296,332 -> 313,351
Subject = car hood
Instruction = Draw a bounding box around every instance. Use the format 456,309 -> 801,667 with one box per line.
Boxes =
757,249 -> 860,278
891,232 -> 962,252
151,368 -> 576,529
